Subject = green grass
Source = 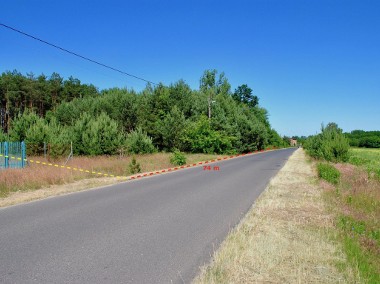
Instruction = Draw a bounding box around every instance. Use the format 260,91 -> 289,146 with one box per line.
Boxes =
317,162 -> 341,185
349,148 -> 380,179
320,149 -> 380,283
342,235 -> 380,284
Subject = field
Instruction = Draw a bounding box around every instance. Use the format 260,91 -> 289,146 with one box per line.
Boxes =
349,147 -> 380,179
0,153 -> 222,202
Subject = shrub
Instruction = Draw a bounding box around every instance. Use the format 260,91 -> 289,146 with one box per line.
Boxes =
0,129 -> 7,142
159,106 -> 187,151
83,113 -> 124,155
125,127 -> 156,154
170,150 -> 186,166
128,156 -> 141,174
304,122 -> 350,162
317,163 -> 340,185
183,116 -> 233,154
9,110 -> 40,141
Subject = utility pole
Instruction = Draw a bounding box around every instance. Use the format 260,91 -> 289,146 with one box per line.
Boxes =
208,97 -> 211,119
208,97 -> 216,119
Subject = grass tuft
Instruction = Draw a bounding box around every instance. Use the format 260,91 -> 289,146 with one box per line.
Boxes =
317,163 -> 341,185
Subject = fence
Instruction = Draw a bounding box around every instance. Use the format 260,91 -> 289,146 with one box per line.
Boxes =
27,142 -> 72,160
0,141 -> 26,169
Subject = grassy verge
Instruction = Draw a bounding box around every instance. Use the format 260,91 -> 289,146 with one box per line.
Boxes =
322,151 -> 380,283
317,163 -> 341,185
0,152 -> 221,206
194,149 -> 353,283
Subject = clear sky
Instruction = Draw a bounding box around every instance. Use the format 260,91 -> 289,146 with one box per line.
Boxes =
1,0 -> 379,137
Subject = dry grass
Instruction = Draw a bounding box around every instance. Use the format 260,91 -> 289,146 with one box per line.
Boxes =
194,149 -> 356,283
0,177 -> 119,208
0,152 -> 222,207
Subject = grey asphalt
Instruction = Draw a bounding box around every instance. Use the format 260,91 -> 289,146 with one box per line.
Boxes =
0,148 -> 296,283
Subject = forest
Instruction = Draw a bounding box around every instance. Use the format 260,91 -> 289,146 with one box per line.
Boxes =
0,69 -> 289,156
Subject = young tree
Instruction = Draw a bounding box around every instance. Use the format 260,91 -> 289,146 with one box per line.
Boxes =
9,111 -> 40,141
158,106 -> 187,151
125,127 -> 156,154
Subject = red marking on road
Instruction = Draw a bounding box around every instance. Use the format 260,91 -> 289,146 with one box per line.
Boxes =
230,156 -> 234,158
180,166 -> 185,168
149,173 -> 154,175
161,170 -> 166,172
224,157 -> 228,159
217,158 -> 222,161
193,164 -> 197,166
156,171 -> 160,174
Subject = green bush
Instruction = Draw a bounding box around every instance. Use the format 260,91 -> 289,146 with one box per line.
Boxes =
71,112 -> 124,155
128,156 -> 141,174
0,129 -> 7,142
304,122 -> 350,162
126,127 -> 156,154
170,150 -> 186,166
9,110 -> 40,142
183,116 -> 233,154
317,163 -> 340,185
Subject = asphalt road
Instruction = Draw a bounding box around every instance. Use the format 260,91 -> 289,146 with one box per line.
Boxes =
0,148 -> 296,283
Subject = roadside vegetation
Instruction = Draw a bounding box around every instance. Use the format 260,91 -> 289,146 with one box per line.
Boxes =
195,149 -> 353,283
0,69 -> 291,203
196,124 -> 379,283
317,163 -> 341,185
0,69 -> 290,157
305,123 -> 380,283
0,152 -> 221,204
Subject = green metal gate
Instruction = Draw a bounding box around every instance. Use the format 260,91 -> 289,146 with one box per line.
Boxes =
0,141 -> 26,169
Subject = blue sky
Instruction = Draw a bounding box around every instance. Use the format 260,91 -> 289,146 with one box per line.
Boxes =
1,0 -> 379,136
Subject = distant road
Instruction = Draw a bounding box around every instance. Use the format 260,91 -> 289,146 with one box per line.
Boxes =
0,148 -> 296,283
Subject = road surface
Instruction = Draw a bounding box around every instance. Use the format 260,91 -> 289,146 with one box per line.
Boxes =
0,148 -> 296,283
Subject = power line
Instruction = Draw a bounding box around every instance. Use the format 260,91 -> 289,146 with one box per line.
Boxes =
0,22 -> 157,85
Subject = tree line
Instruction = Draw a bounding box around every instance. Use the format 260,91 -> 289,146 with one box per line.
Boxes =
345,130 -> 380,148
0,69 -> 289,156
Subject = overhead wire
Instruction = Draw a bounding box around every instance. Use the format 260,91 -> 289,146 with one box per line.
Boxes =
0,22 -> 157,85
